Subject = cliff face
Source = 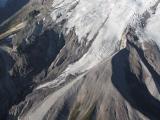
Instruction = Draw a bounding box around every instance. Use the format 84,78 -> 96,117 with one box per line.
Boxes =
0,0 -> 160,120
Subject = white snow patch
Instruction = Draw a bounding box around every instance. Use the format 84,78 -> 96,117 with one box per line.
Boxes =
145,3 -> 160,47
37,0 -> 159,89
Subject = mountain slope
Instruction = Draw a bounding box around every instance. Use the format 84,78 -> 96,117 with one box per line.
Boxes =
0,0 -> 160,120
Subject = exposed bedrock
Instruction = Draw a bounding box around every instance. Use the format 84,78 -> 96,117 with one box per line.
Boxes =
0,19 -> 65,119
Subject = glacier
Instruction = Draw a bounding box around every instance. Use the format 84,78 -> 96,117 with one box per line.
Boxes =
37,0 -> 160,89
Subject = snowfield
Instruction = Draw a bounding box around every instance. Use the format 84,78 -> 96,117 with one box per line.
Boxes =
37,0 -> 160,89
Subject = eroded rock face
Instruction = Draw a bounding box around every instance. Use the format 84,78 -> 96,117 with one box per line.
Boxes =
1,0 -> 160,120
